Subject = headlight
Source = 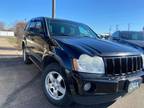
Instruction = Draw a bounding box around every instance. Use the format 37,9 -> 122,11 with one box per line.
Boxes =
141,54 -> 144,68
73,54 -> 105,74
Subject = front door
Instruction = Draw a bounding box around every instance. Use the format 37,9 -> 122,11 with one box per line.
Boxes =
31,20 -> 50,63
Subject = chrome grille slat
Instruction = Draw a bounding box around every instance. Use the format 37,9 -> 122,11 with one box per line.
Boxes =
104,56 -> 143,76
112,58 -> 115,75
126,57 -> 128,74
131,57 -> 134,72
119,58 -> 122,75
136,57 -> 138,70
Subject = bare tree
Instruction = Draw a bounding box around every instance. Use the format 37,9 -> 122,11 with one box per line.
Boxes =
14,21 -> 26,39
0,21 -> 5,30
13,21 -> 26,49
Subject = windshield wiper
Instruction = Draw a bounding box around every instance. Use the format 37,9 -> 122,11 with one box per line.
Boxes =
50,32 -> 70,36
83,35 -> 91,38
59,33 -> 70,36
82,35 -> 96,38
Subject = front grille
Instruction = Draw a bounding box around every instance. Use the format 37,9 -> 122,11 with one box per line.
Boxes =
104,56 -> 143,76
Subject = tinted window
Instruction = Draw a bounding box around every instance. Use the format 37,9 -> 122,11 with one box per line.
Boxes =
28,21 -> 36,32
112,32 -> 119,38
25,23 -> 30,31
47,20 -> 98,38
35,21 -> 44,34
120,32 -> 144,40
79,26 -> 93,37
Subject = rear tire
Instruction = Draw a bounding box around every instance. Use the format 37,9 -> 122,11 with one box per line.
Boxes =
23,47 -> 32,64
42,63 -> 72,106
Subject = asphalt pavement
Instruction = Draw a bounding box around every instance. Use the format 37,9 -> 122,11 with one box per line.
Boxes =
0,57 -> 144,108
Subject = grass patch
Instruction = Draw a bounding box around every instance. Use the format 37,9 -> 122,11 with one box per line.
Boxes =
7,37 -> 17,45
6,37 -> 22,50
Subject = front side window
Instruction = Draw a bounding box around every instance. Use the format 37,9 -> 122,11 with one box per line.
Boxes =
28,22 -> 36,31
47,20 -> 98,38
35,21 -> 44,34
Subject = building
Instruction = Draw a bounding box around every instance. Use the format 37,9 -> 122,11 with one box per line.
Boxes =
0,31 -> 15,37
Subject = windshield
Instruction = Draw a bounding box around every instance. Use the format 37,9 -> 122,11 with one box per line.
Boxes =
120,32 -> 144,40
47,19 -> 98,38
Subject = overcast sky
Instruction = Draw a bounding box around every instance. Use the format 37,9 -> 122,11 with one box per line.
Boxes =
0,0 -> 144,33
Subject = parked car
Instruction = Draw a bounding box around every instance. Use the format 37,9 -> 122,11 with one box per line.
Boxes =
111,31 -> 144,52
99,33 -> 111,40
22,17 -> 144,106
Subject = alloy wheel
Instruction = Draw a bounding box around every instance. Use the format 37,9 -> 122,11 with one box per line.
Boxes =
45,71 -> 66,100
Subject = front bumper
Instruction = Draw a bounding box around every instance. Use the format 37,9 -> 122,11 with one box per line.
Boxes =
68,70 -> 144,105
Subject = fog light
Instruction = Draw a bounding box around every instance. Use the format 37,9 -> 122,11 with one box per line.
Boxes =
83,83 -> 91,91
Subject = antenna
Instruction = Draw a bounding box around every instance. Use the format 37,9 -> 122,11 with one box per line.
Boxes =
128,23 -> 130,31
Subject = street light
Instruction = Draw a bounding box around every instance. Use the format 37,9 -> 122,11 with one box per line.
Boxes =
52,0 -> 56,19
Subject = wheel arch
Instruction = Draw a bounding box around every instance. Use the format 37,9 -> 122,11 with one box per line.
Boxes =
42,54 -> 72,75
22,40 -> 25,49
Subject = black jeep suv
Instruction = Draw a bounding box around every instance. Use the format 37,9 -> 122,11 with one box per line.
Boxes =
22,17 -> 144,106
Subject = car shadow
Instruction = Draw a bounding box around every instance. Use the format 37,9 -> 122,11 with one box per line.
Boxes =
0,57 -> 115,108
59,101 -> 114,108
0,47 -> 17,51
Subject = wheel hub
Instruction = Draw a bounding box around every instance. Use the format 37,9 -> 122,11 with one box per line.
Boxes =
45,71 -> 66,100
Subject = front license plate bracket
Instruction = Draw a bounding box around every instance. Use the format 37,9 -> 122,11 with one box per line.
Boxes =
125,77 -> 142,93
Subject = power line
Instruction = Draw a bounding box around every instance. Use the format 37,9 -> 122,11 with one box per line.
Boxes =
128,23 -> 130,31
109,25 -> 112,35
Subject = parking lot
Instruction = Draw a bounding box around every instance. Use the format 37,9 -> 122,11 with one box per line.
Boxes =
0,37 -> 144,108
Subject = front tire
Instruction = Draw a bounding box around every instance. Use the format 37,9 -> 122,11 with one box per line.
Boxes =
42,63 -> 72,106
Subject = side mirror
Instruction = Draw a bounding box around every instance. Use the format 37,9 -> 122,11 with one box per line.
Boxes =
29,28 -> 45,37
25,30 -> 34,36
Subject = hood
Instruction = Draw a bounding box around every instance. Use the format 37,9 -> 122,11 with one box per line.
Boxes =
53,36 -> 140,57
122,40 -> 144,48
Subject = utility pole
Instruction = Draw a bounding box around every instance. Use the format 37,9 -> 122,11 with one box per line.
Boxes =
128,23 -> 130,31
24,18 -> 27,23
116,25 -> 119,31
109,25 -> 112,35
142,26 -> 144,34
52,0 -> 56,19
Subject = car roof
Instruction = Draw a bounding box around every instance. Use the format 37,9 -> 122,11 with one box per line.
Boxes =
30,17 -> 85,25
115,31 -> 143,33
